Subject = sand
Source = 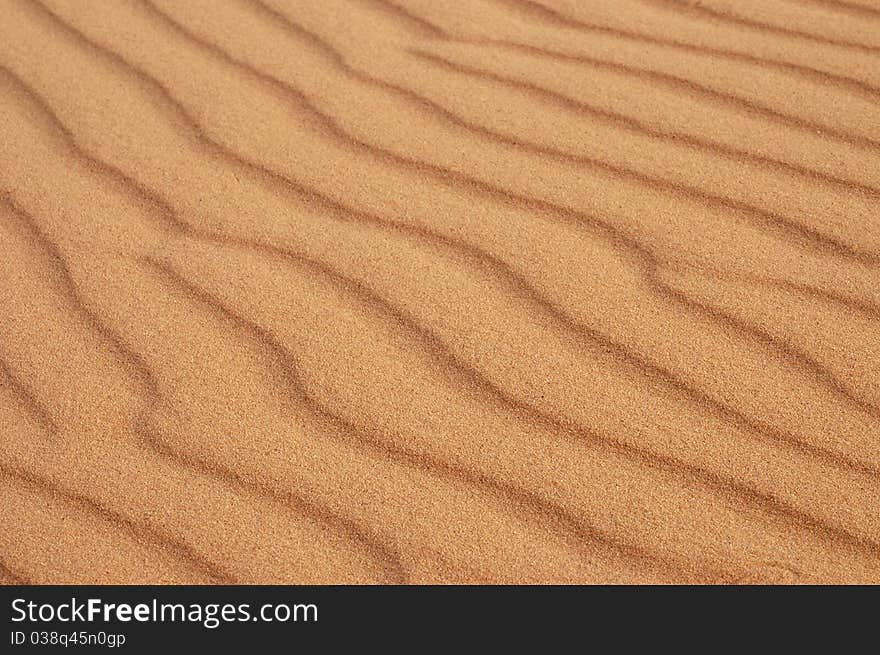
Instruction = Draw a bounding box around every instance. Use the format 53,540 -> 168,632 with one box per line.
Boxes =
0,0 -> 878,585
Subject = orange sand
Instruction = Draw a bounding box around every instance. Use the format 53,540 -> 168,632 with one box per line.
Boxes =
1,0 -> 879,584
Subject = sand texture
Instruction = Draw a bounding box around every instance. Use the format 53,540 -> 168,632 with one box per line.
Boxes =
1,0 -> 879,585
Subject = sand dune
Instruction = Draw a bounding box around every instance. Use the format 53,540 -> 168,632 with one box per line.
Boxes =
0,0 -> 878,584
